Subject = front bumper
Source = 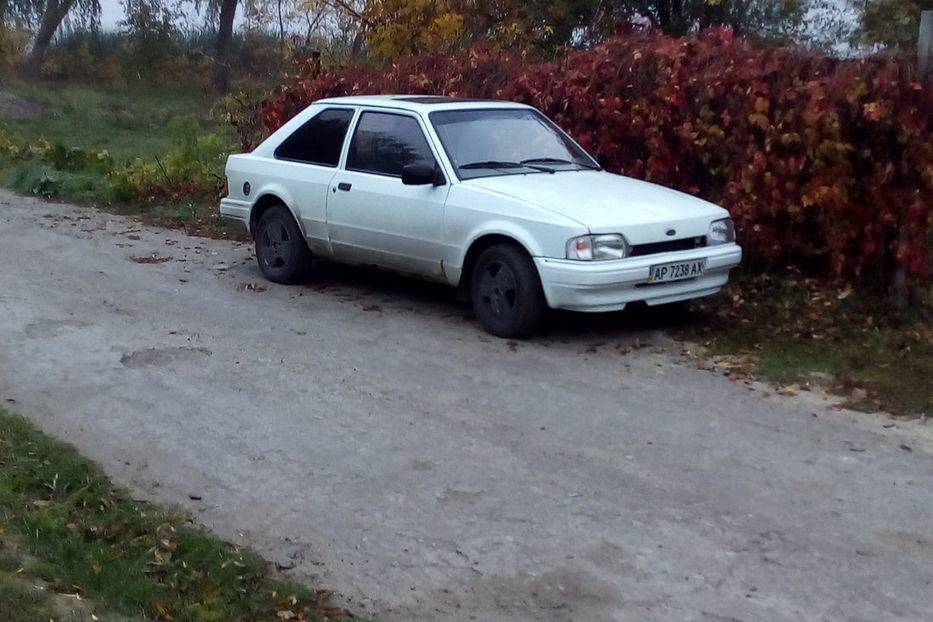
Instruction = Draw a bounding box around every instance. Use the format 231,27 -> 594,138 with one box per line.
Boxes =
535,243 -> 742,312
219,198 -> 251,231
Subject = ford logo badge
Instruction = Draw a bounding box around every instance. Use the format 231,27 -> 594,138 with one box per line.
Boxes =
665,229 -> 676,237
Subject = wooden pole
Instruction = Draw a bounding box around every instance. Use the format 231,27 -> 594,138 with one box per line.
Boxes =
921,11 -> 933,79
894,12 -> 933,308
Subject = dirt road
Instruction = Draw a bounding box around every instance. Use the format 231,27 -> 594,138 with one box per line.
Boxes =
1,190 -> 931,621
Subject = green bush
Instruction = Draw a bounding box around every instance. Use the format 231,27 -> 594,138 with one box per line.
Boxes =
110,114 -> 228,202
0,113 -> 230,205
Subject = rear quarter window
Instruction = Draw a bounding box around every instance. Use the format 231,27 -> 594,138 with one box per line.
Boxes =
274,108 -> 355,166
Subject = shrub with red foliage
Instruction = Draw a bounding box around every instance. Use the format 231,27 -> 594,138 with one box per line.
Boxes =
238,30 -> 933,293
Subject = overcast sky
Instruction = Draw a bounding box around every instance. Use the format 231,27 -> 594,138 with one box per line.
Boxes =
99,0 -> 124,30
97,0 -> 216,31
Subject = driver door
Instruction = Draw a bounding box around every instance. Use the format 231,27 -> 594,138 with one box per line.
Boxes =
326,110 -> 450,278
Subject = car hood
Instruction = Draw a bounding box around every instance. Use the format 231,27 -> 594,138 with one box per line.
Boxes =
465,170 -> 727,243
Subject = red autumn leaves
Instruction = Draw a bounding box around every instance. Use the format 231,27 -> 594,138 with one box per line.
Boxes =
241,28 -> 932,291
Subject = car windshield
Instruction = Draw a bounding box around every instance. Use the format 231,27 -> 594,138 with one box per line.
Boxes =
429,108 -> 599,180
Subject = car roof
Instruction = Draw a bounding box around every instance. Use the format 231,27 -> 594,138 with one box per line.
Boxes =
313,94 -> 534,113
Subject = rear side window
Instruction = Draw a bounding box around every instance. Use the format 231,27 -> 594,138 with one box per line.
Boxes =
347,112 -> 435,177
274,108 -> 354,166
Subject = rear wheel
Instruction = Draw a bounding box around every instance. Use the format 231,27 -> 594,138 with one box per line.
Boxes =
470,244 -> 545,338
254,206 -> 312,284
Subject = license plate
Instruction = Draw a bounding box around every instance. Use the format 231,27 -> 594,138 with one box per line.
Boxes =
647,258 -> 706,284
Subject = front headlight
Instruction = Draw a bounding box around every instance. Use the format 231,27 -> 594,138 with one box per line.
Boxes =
566,234 -> 629,260
708,218 -> 735,245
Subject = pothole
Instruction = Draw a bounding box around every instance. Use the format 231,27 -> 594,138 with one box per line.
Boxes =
120,346 -> 211,368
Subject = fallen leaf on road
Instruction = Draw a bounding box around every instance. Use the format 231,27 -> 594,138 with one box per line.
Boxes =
899,444 -> 912,453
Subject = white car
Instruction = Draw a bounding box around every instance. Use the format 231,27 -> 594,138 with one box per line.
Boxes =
220,95 -> 741,337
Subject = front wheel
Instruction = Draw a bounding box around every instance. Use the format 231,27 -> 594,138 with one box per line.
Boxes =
254,206 -> 312,284
470,244 -> 546,338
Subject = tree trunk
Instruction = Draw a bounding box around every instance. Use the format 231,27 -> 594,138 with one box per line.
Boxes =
212,0 -> 238,93
657,0 -> 671,26
277,0 -> 285,42
671,0 -> 682,16
23,0 -> 77,81
351,31 -> 364,59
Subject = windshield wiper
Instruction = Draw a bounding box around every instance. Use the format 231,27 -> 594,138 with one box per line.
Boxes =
459,160 -> 526,169
520,157 -> 573,165
459,160 -> 558,174
521,157 -> 600,170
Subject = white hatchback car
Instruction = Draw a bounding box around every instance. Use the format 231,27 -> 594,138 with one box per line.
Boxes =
220,95 -> 741,337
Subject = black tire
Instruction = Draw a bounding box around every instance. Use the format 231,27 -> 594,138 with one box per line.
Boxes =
254,206 -> 312,284
470,244 -> 546,338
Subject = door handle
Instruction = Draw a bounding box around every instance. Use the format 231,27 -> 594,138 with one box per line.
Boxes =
337,182 -> 352,192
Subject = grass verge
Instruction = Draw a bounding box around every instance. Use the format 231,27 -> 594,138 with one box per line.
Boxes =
0,408 -> 355,622
686,274 -> 933,416
0,80 -> 232,161
0,79 -> 242,237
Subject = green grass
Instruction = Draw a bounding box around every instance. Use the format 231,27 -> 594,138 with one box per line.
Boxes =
0,579 -> 54,622
0,160 -> 115,203
0,79 -> 244,236
0,80 -> 233,161
0,409 -> 355,622
687,275 -> 933,416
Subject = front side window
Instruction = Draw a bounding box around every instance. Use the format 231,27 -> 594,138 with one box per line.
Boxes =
347,112 -> 436,177
430,108 -> 598,180
274,108 -> 355,166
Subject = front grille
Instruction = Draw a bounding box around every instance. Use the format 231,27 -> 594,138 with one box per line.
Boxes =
629,236 -> 705,257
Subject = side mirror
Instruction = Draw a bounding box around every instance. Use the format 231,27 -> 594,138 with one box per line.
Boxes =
402,163 -> 445,186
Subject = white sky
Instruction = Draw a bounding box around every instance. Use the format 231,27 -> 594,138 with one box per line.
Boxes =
97,0 -> 219,31
99,0 -> 124,30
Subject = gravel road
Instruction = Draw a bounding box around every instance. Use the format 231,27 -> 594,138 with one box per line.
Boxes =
1,189 -> 931,622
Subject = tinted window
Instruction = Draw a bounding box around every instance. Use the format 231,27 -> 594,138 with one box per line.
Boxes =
275,108 -> 354,166
347,112 -> 435,176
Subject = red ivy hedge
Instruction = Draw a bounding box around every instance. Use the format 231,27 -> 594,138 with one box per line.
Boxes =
240,29 -> 933,292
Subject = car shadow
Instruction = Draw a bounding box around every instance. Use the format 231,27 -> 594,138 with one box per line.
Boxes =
301,260 -> 705,342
